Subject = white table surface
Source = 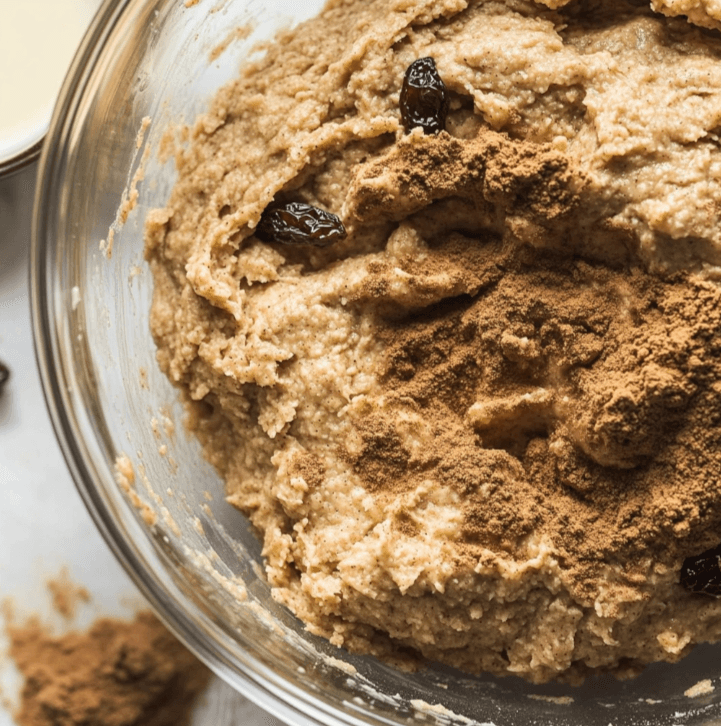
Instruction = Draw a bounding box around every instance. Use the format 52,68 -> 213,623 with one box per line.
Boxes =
0,161 -> 286,726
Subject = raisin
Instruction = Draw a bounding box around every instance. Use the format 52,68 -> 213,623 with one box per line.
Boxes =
400,57 -> 449,135
0,362 -> 8,392
256,202 -> 347,247
680,543 -> 721,597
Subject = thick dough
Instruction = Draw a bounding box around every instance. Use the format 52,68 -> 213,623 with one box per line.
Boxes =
146,0 -> 721,683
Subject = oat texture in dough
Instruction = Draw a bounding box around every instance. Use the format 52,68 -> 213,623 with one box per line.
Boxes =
145,0 -> 721,684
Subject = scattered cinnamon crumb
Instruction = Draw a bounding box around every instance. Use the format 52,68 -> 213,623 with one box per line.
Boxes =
46,568 -> 91,621
6,611 -> 211,726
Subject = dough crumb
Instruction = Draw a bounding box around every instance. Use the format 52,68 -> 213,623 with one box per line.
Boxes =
684,679 -> 715,698
324,656 -> 357,676
528,695 -> 575,705
114,455 -> 157,527
410,699 -> 476,724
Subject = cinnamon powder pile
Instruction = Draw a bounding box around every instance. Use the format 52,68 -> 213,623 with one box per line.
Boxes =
6,611 -> 211,726
344,129 -> 721,607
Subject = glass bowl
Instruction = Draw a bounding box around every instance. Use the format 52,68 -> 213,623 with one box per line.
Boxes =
30,1 -> 721,724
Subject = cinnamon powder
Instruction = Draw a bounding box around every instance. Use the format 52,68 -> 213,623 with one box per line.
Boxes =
6,611 -> 211,726
344,130 -> 721,607
45,568 -> 91,621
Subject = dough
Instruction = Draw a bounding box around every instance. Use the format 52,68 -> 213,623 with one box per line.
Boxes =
145,0 -> 721,683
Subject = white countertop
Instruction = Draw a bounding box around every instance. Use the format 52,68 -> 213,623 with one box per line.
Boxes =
0,161 -> 286,726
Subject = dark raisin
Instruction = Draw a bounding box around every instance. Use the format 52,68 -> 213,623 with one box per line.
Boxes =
400,57 -> 449,135
680,543 -> 721,597
256,202 -> 347,247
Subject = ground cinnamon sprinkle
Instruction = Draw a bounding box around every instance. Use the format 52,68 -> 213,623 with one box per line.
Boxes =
346,126 -> 584,228
347,228 -> 721,606
6,611 -> 211,726
331,123 -> 721,611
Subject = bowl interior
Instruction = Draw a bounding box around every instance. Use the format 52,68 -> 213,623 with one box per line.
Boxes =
31,1 -> 721,724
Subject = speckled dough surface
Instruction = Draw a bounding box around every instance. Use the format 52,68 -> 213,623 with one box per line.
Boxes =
146,0 -> 721,684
